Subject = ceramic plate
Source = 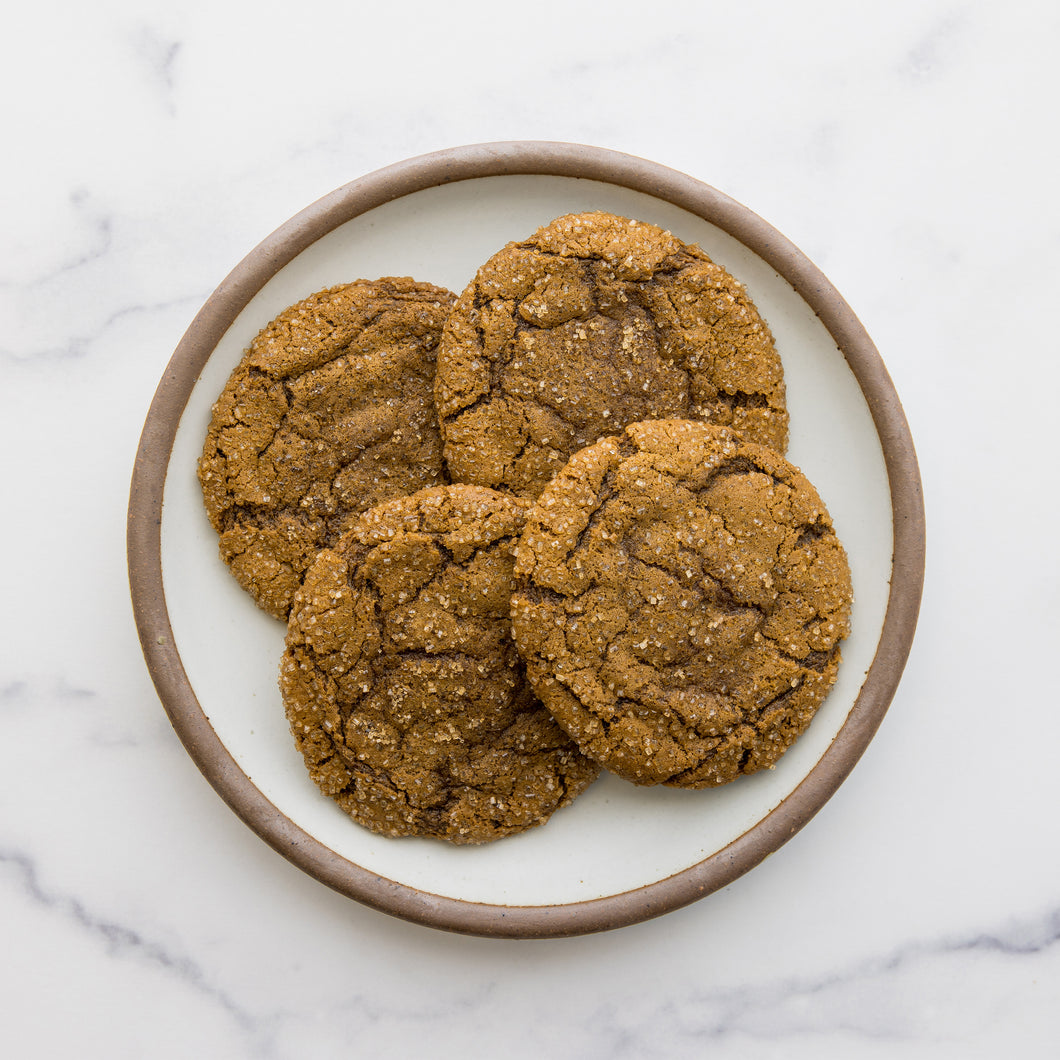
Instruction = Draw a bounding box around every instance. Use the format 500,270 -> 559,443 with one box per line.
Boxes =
128,142 -> 924,938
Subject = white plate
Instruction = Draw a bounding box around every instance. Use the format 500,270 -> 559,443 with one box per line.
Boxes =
129,143 -> 924,937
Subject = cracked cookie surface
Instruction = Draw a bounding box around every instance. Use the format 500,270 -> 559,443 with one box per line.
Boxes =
198,278 -> 456,619
435,211 -> 788,499
280,485 -> 600,844
510,420 -> 852,788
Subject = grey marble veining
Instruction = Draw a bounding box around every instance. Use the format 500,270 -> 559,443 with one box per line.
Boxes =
131,27 -> 182,112
1,848 -> 241,1008
5,821 -> 1055,1058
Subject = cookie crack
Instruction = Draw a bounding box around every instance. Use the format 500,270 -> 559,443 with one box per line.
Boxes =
517,581 -> 567,608
440,386 -> 491,425
334,746 -> 404,796
525,243 -> 693,277
772,642 -> 840,671
798,648 -> 835,672
563,475 -> 618,566
695,454 -> 787,494
499,428 -> 535,483
793,521 -> 830,550
627,549 -> 696,588
723,389 -> 771,408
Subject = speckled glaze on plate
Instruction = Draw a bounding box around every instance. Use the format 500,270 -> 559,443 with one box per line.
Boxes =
127,142 -> 924,939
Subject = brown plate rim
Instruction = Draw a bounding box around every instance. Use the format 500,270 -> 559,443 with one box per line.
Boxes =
127,141 -> 925,939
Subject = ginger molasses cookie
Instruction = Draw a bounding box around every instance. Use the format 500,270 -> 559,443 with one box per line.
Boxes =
198,278 -> 456,620
510,420 -> 852,788
435,212 -> 787,499
280,485 -> 600,844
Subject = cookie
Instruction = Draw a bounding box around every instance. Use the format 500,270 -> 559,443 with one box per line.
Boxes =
510,420 -> 852,788
198,277 -> 456,620
434,211 -> 788,499
280,485 -> 600,844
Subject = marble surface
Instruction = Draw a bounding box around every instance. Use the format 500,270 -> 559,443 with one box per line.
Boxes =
3,1 -> 1058,1055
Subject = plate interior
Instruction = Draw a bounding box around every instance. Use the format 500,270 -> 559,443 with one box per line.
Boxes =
161,175 -> 891,906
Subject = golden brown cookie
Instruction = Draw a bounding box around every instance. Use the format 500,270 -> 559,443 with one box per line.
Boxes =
434,211 -> 788,499
198,278 -> 456,619
510,420 -> 852,788
280,485 -> 600,844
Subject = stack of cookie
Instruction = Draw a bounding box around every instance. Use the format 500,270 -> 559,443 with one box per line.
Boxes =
198,212 -> 852,844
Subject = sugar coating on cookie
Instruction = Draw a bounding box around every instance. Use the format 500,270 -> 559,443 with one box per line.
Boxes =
510,420 -> 852,788
435,211 -> 788,499
280,485 -> 600,844
198,278 -> 456,619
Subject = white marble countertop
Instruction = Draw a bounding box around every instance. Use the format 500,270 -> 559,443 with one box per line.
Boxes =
3,1 -> 1058,1056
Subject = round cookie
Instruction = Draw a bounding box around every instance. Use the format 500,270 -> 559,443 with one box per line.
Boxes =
434,211 -> 788,499
280,485 -> 600,844
510,420 -> 852,788
198,278 -> 456,620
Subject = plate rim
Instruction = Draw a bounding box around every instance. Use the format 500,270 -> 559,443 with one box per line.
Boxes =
127,140 -> 925,939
